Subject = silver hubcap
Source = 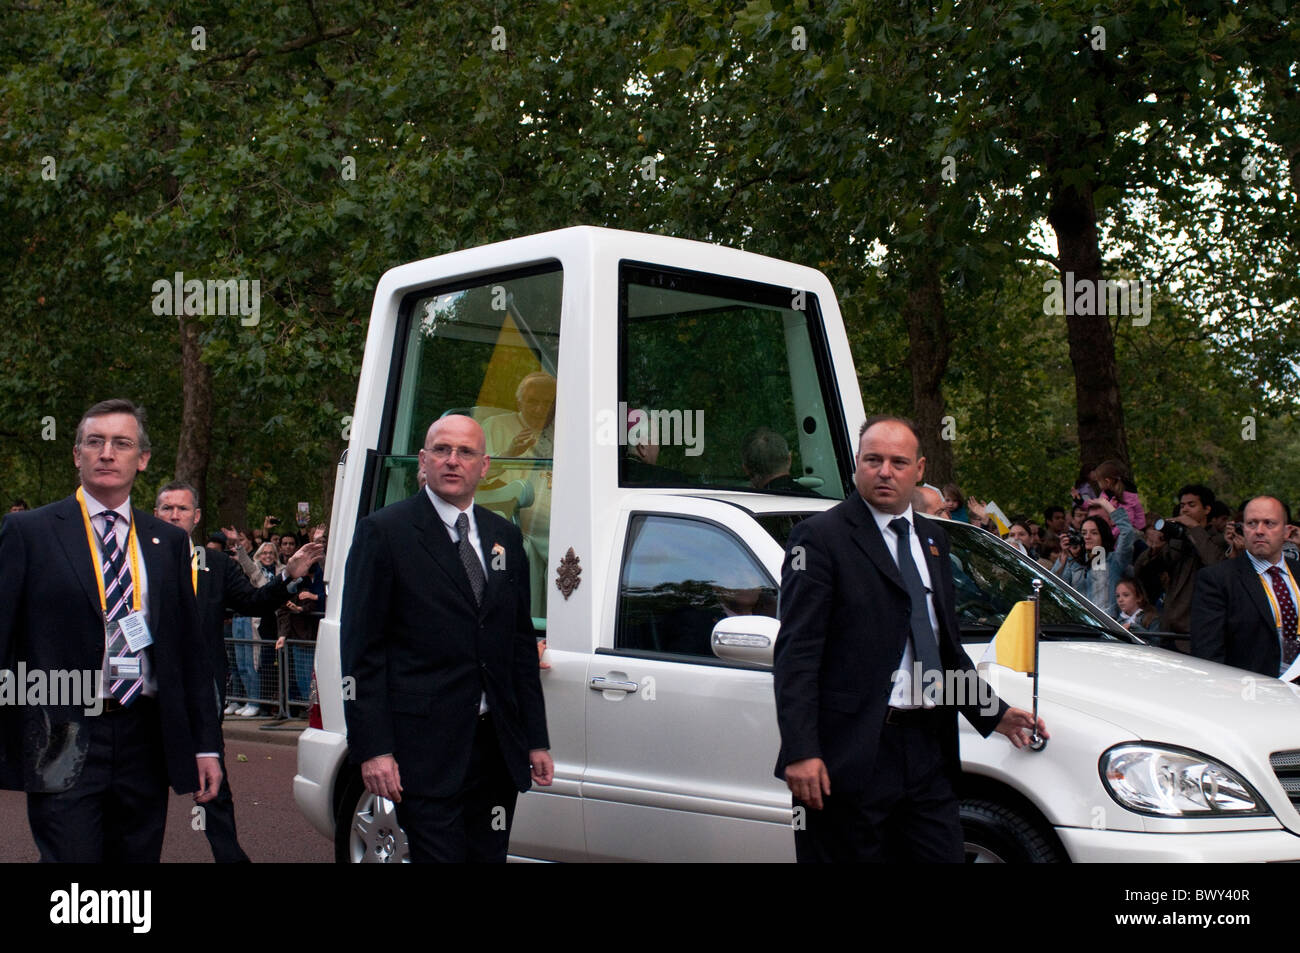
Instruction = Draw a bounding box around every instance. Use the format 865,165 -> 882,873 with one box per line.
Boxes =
964,840 -> 1006,863
350,793 -> 410,863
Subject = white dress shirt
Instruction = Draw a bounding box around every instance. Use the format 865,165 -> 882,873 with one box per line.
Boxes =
425,486 -> 489,713
82,491 -> 155,698
1247,551 -> 1300,677
862,499 -> 941,709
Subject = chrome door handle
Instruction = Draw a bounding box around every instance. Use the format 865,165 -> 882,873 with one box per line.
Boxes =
589,675 -> 639,694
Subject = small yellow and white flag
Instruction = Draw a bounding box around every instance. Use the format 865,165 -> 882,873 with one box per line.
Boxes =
979,600 -> 1036,675
984,500 -> 1011,536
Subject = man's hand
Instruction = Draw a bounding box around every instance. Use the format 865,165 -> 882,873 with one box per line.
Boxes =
1172,514 -> 1200,528
537,638 -> 551,670
285,541 -> 324,579
507,428 -> 538,458
529,749 -> 554,786
194,756 -> 222,803
361,754 -> 403,802
221,525 -> 239,545
995,708 -> 1049,749
784,757 -> 831,810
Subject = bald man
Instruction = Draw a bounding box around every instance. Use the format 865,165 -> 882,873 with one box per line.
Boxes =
1191,496 -> 1300,679
341,414 -> 552,862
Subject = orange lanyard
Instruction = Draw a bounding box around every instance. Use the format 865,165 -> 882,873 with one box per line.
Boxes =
76,486 -> 143,614
1259,561 -> 1300,630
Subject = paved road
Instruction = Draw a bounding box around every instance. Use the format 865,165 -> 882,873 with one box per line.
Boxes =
0,726 -> 332,863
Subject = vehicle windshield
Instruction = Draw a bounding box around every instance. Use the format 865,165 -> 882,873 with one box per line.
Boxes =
755,513 -> 1138,643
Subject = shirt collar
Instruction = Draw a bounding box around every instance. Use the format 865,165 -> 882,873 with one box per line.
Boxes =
425,484 -> 474,531
860,494 -> 916,537
1247,550 -> 1287,575
81,489 -> 132,527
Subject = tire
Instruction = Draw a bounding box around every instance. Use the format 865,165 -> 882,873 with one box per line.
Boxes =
959,798 -> 1063,863
334,773 -> 410,863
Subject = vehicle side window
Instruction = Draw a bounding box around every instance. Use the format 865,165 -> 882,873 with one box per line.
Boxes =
616,514 -> 777,660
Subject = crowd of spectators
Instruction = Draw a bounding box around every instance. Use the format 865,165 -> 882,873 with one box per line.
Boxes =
940,463 -> 1300,635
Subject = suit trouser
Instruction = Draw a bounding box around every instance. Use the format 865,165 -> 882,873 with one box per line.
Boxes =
27,696 -> 170,863
395,713 -> 519,863
794,707 -> 964,863
203,708 -> 250,863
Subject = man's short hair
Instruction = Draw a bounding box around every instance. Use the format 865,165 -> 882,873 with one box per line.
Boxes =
741,427 -> 790,478
1044,505 -> 1065,521
75,398 -> 151,452
1177,483 -> 1216,508
1208,500 -> 1230,520
155,480 -> 199,510
9,499 -> 28,510
858,415 -> 923,458
1245,496 -> 1292,526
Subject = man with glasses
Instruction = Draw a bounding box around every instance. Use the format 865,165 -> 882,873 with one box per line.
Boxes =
0,399 -> 221,861
341,414 -> 552,862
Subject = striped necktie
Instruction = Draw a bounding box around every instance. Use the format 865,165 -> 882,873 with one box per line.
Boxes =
101,511 -> 143,705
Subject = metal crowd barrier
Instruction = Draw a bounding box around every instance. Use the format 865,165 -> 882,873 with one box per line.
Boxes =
223,635 -> 317,720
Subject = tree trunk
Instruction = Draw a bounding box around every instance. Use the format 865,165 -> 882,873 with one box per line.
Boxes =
175,312 -> 213,534
1048,181 -> 1130,472
902,252 -> 954,487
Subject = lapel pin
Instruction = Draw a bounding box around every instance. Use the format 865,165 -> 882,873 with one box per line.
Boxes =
151,537 -> 160,544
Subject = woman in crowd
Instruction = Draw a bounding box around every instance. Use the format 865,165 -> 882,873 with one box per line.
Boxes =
1051,495 -> 1137,617
231,541 -> 285,717
1004,520 -> 1034,558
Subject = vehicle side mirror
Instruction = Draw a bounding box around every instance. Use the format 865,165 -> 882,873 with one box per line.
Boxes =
711,615 -> 780,666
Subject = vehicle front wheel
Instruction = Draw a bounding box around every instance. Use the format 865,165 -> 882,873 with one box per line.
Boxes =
335,774 -> 410,863
960,799 -> 1063,863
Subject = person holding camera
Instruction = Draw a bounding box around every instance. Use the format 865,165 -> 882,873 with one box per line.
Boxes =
1050,495 -> 1136,617
1149,484 -> 1226,634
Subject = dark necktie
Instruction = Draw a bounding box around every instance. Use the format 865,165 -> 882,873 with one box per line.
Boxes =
889,517 -> 944,697
1268,566 -> 1299,665
101,511 -> 143,705
455,512 -> 486,605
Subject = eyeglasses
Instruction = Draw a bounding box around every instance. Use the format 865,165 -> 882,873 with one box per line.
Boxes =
423,444 -> 483,461
81,436 -> 138,452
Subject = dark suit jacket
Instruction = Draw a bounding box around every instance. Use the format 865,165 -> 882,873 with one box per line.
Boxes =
1190,554 -> 1300,678
194,547 -> 289,705
773,495 -> 1007,793
0,495 -> 220,794
341,491 -> 548,797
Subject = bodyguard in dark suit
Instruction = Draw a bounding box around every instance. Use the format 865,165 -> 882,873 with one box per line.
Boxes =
0,399 -> 221,862
774,416 -> 1046,862
342,414 -> 552,862
1191,496 -> 1300,679
154,480 -> 324,862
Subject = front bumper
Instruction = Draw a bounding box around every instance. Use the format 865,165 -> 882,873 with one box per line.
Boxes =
1059,826 -> 1300,862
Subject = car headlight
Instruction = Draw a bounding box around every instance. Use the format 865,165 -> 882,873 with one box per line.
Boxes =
1100,744 -> 1270,817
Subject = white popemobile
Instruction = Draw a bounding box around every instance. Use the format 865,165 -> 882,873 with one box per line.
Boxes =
294,227 -> 1300,862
